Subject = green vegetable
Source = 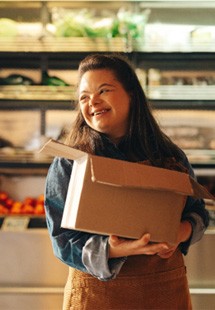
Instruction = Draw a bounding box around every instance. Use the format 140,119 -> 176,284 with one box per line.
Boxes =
84,17 -> 114,38
55,20 -> 86,37
0,74 -> 35,85
42,72 -> 69,86
0,18 -> 18,37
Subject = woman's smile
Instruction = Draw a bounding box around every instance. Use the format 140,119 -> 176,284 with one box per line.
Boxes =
90,108 -> 110,117
79,69 -> 131,143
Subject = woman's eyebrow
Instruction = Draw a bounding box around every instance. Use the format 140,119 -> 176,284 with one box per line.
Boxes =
79,83 -> 116,95
98,83 -> 116,89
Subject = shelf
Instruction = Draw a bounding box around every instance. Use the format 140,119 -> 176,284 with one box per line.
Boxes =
0,85 -> 76,101
150,100 -> 215,110
1,286 -> 215,295
0,85 -> 76,110
190,288 -> 215,295
0,99 -> 74,110
0,37 -> 129,53
0,161 -> 50,175
1,85 -> 215,111
1,0 -> 215,6
1,85 -> 215,102
0,151 -> 215,173
148,85 -> 215,101
1,37 -> 215,54
0,215 -> 47,229
185,150 -> 215,166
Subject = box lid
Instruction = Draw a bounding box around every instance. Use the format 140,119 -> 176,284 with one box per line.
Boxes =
90,155 -> 214,200
39,139 -> 86,161
39,139 -> 214,200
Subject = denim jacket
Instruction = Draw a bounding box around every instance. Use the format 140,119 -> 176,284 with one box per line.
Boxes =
45,137 -> 209,281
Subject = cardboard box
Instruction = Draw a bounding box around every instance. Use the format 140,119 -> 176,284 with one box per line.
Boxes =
40,139 -> 214,244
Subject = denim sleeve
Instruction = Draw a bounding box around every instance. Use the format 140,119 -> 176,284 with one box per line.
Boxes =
44,157 -> 125,280
179,153 -> 209,254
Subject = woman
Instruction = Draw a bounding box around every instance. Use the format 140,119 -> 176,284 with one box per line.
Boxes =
45,53 -> 209,309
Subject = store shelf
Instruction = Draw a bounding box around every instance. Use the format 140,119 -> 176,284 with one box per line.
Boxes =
139,0 -> 215,9
1,84 -> 215,103
148,85 -> 215,101
0,85 -> 76,110
0,0 -> 215,6
1,37 -> 215,54
0,216 -> 46,229
0,156 -> 51,175
150,100 -> 215,110
1,85 -> 215,112
0,164 -> 49,175
0,85 -> 76,101
0,37 -> 129,53
0,150 -> 51,174
148,85 -> 215,109
1,150 -> 215,173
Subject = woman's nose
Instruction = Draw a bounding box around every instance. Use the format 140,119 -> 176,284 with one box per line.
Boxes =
89,94 -> 101,106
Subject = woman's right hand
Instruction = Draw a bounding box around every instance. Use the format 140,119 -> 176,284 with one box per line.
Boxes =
108,234 -> 169,258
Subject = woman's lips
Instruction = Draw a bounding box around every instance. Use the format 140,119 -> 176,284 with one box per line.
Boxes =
91,109 -> 110,116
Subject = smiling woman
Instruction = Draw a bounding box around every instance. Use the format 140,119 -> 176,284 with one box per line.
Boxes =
44,53 -> 209,310
78,69 -> 131,143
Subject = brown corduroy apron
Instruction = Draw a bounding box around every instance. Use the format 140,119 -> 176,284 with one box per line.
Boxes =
63,249 -> 192,310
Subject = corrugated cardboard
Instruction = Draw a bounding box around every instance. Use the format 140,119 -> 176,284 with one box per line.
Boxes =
40,139 -> 214,244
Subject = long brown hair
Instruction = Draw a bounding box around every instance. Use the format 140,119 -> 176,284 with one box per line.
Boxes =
65,53 -> 183,166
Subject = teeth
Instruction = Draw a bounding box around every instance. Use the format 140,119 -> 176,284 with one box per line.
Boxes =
94,109 -> 107,116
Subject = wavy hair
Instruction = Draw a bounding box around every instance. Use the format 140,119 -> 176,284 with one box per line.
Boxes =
65,53 -> 183,166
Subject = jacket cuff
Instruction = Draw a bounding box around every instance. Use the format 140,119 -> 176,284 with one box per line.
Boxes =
82,235 -> 127,281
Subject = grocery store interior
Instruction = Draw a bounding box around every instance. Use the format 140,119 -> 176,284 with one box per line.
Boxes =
1,0 -> 215,309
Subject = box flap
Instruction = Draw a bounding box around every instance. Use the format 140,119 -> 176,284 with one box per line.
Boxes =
189,177 -> 215,200
90,155 -> 214,200
39,139 -> 86,161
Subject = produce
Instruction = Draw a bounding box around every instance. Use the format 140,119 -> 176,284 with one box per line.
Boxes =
116,8 -> 151,39
54,10 -> 88,37
51,7 -> 150,39
84,17 -> 115,38
55,18 -> 86,37
0,74 -> 35,85
0,18 -> 18,37
52,8 -> 117,38
42,72 -> 70,86
0,191 -> 45,216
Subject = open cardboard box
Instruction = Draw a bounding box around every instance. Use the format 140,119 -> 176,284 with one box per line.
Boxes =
40,139 -> 214,244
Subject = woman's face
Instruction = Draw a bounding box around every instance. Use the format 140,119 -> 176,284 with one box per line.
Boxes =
78,69 -> 131,143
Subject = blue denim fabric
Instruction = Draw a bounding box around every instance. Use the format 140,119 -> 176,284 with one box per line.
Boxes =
45,157 -> 89,273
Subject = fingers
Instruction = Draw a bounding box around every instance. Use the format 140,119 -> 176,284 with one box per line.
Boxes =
109,233 -> 151,250
108,233 -> 176,258
157,245 -> 177,259
130,234 -> 168,256
138,233 -> 151,245
141,243 -> 169,256
109,235 -> 119,246
157,250 -> 174,259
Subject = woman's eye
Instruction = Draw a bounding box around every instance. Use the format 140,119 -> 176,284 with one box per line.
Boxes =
79,95 -> 88,103
100,89 -> 109,94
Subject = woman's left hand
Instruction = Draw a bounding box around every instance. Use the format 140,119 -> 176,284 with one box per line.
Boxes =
157,220 -> 192,259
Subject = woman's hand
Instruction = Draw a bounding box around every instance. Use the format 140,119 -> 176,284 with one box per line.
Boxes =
108,221 -> 192,259
108,233 -> 168,258
157,220 -> 192,259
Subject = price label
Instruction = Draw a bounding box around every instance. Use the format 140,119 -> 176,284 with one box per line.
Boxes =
2,216 -> 30,231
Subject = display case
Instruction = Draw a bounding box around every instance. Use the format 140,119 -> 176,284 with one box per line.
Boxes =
0,1 -> 215,309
